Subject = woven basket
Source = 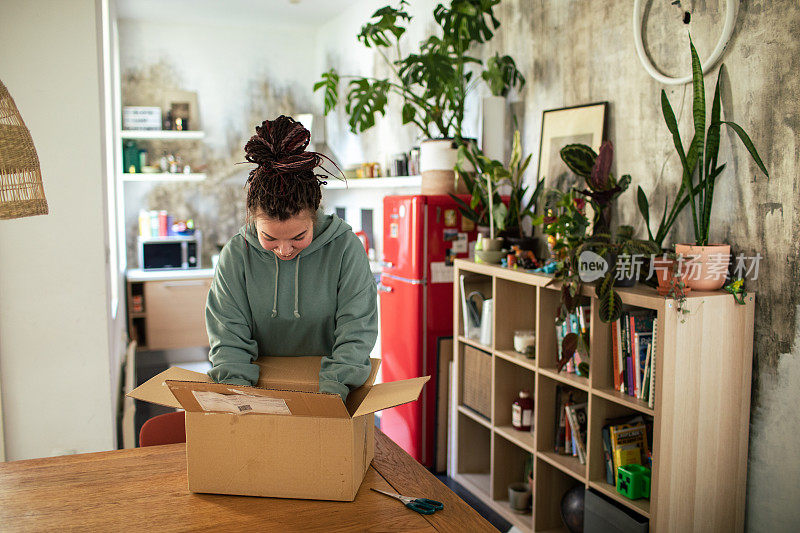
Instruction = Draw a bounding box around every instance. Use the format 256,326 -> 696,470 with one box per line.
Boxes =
462,345 -> 491,419
0,79 -> 48,219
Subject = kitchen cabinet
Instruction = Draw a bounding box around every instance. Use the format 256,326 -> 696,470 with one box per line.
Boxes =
126,269 -> 213,351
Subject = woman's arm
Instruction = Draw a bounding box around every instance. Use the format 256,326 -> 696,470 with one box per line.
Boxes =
206,240 -> 260,386
320,233 -> 378,401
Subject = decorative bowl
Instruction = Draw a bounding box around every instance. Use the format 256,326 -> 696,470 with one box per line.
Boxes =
476,250 -> 505,264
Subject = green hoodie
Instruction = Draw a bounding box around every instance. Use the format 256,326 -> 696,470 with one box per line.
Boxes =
205,212 -> 377,401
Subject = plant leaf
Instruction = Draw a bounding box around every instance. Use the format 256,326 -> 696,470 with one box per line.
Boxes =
401,103 -> 415,125
313,69 -> 340,115
590,141 -> 614,191
636,186 -> 651,231
344,79 -> 390,133
719,121 -> 769,177
559,332 -> 579,370
662,88 -> 700,241
598,285 -> 623,323
559,144 -> 596,179
510,130 -> 522,170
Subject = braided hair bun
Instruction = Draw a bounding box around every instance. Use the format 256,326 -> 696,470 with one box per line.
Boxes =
244,115 -> 325,221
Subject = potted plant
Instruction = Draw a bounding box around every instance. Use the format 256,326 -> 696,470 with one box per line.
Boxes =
657,38 -> 768,290
314,0 -> 525,194
450,130 -> 544,249
532,188 -> 591,324
577,226 -> 659,322
559,141 -> 630,236
479,53 -> 526,161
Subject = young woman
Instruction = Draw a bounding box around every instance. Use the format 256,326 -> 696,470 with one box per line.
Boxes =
205,115 -> 377,401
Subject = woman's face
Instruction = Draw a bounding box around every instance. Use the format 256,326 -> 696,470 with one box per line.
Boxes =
254,211 -> 314,261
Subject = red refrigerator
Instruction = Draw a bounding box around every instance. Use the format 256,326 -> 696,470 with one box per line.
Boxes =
379,195 -> 477,468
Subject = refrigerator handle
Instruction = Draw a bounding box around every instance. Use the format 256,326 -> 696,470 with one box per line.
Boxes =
377,282 -> 393,293
378,260 -> 394,268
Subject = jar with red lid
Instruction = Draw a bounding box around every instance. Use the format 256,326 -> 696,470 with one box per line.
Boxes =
512,390 -> 534,431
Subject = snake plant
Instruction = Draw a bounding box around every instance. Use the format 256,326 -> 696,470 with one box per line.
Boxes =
644,37 -> 769,247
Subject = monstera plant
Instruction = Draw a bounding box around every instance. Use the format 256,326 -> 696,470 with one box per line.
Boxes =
314,0 -> 525,139
559,141 -> 630,236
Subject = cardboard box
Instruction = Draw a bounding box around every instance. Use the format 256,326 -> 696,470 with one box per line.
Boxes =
129,356 -> 428,501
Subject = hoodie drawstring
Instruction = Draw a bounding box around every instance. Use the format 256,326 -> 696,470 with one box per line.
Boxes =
294,257 -> 301,318
271,254 -> 278,318
271,253 -> 301,319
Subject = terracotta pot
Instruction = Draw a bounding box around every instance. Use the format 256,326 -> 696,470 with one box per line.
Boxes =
651,256 -> 692,296
674,243 -> 731,290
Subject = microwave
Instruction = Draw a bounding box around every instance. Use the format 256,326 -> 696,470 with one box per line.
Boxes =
138,232 -> 201,270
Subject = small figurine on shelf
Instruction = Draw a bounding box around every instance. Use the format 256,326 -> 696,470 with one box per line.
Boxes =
504,245 -> 540,271
616,464 -> 651,500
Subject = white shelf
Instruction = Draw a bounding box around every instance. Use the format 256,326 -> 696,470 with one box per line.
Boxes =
126,268 -> 214,282
120,130 -> 205,140
324,175 -> 421,190
121,173 -> 206,182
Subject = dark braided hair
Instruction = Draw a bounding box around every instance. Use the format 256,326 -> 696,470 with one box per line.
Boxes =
244,115 -> 326,221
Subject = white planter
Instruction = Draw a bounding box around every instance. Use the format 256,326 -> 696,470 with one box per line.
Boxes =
480,95 -> 506,162
420,138 -> 472,195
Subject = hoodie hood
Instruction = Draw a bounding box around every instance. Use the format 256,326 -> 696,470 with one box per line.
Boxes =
238,212 -> 353,319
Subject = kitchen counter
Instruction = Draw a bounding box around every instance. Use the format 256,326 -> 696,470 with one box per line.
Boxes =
126,268 -> 214,282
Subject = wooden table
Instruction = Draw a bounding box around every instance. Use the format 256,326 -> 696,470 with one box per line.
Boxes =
0,428 -> 495,532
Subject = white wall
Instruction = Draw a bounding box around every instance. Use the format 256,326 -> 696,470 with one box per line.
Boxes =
0,0 -> 115,459
118,17 -> 319,158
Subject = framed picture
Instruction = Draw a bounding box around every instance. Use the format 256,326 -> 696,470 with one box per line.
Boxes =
160,89 -> 200,131
536,102 -> 608,189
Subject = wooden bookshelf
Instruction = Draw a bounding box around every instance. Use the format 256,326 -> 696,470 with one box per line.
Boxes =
450,259 -> 754,532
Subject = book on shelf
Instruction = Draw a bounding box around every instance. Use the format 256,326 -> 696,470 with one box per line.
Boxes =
649,318 -> 658,408
611,311 -> 657,403
641,341 -> 653,401
607,417 -> 650,486
564,396 -> 573,455
565,402 -> 588,464
612,320 -> 622,391
554,386 -> 566,453
601,425 -> 614,484
635,332 -> 652,399
557,305 -> 591,378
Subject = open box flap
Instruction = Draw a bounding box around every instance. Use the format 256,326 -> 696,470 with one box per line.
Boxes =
255,356 -> 380,393
255,356 -> 322,392
166,380 -> 351,418
352,376 -> 430,418
127,366 -> 211,409
345,358 -> 381,415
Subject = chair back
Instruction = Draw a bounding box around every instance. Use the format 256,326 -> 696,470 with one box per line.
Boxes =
139,411 -> 186,447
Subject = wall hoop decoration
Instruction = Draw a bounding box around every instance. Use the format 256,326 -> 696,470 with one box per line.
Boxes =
632,0 -> 739,85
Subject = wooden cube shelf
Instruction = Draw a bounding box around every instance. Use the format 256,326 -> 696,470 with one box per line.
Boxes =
450,259 -> 755,532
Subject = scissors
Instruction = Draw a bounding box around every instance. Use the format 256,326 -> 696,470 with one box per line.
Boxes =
371,488 -> 444,515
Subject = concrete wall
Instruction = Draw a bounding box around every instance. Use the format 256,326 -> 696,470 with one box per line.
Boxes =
316,0 -> 800,529
0,0 -> 116,459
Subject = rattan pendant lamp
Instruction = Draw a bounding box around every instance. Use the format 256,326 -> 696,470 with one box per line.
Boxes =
0,78 -> 48,219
